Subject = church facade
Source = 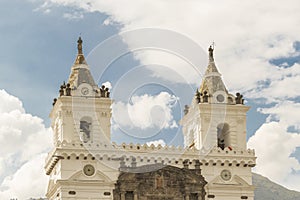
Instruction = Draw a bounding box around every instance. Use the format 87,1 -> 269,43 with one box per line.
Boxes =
44,38 -> 256,200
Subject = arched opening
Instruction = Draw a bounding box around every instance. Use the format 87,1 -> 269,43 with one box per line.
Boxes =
217,123 -> 230,150
80,116 -> 92,143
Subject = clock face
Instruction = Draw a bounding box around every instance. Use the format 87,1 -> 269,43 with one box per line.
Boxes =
220,169 -> 231,181
83,164 -> 95,176
81,87 -> 89,95
216,94 -> 225,102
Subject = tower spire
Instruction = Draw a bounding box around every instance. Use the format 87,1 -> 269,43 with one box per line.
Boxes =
199,45 -> 227,96
68,37 -> 96,88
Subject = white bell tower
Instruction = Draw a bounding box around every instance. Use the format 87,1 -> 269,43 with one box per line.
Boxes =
45,37 -> 114,200
180,46 -> 256,200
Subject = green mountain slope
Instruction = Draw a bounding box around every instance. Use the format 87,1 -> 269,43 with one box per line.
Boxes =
253,173 -> 300,200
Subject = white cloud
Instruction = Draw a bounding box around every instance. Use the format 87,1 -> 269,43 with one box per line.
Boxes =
246,63 -> 300,102
33,1 -> 51,13
259,101 -> 300,128
132,50 -> 204,85
36,0 -> 300,191
0,90 -> 24,113
248,122 -> 300,191
248,102 -> 300,191
0,154 -> 49,200
103,17 -> 112,26
0,89 -> 52,199
41,0 -> 300,90
63,11 -> 84,20
0,107 -> 52,162
112,92 -> 178,130
246,67 -> 300,191
146,139 -> 166,147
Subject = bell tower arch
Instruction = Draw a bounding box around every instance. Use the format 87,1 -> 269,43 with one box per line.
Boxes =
217,122 -> 230,150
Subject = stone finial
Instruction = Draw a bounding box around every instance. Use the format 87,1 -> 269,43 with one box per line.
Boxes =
195,160 -> 201,170
184,105 -> 189,115
59,85 -> 64,96
183,159 -> 189,169
52,98 -> 57,106
77,36 -> 83,54
66,83 -> 71,96
203,91 -> 209,103
100,85 -> 106,97
208,45 -> 214,61
194,160 -> 201,175
235,92 -> 244,104
105,87 -> 110,98
59,82 -> 72,97
195,89 -> 201,103
100,85 -> 110,98
75,37 -> 86,64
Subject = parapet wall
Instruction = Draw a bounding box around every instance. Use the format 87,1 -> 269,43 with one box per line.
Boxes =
45,140 -> 256,175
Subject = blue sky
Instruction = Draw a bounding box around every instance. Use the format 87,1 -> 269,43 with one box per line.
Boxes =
0,0 -> 120,123
0,0 -> 300,198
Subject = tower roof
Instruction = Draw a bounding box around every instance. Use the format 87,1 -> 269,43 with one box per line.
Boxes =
199,46 -> 227,95
68,37 -> 96,88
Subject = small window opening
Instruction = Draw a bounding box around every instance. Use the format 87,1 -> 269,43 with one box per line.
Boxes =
125,191 -> 134,200
79,116 -> 92,143
190,193 -> 198,200
80,120 -> 91,142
